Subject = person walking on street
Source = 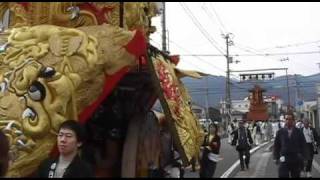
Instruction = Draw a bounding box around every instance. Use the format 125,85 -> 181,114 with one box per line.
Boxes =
227,122 -> 235,144
273,112 -> 306,178
199,124 -> 221,178
37,120 -> 94,178
255,122 -> 262,145
296,120 -> 304,129
231,120 -> 253,171
301,119 -> 319,178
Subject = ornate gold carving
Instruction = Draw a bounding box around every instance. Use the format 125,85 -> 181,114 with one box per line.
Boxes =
150,53 -> 203,163
0,2 -> 160,37
0,24 -> 137,177
0,2 -> 199,177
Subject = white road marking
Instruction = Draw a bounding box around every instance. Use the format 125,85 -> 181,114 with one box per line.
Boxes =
312,159 -> 320,174
220,141 -> 270,178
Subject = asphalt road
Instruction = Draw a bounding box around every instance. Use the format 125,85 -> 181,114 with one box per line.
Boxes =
184,137 -> 240,178
234,141 -> 320,178
185,138 -> 320,178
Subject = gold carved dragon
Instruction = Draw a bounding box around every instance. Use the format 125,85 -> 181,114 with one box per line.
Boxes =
0,2 -> 203,177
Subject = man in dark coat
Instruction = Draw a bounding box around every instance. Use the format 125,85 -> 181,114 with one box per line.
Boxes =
273,113 -> 306,178
301,119 -> 319,177
37,120 -> 94,178
231,120 -> 253,171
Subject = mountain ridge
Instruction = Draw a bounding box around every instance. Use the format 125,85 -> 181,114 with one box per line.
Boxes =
181,73 -> 320,108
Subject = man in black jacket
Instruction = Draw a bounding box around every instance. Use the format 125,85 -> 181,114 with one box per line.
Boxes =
273,113 -> 306,178
37,120 -> 94,178
301,119 -> 319,178
231,120 -> 253,171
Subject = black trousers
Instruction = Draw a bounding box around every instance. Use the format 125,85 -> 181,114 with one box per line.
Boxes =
238,149 -> 250,169
191,157 -> 196,171
305,143 -> 314,172
278,162 -> 301,178
199,150 -> 217,178
199,159 -> 217,178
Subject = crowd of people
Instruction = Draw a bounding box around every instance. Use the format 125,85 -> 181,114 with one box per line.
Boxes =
225,113 -> 320,178
1,113 -> 320,178
228,120 -> 274,147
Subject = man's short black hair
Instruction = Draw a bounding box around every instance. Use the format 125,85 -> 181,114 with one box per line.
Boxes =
59,120 -> 86,143
285,113 -> 295,121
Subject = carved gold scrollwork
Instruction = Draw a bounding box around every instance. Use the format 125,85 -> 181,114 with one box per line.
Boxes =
0,23 -> 138,177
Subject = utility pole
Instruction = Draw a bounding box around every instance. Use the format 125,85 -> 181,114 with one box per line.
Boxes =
161,2 -> 167,53
285,68 -> 291,112
294,74 -> 303,119
205,76 -> 209,121
223,33 -> 233,130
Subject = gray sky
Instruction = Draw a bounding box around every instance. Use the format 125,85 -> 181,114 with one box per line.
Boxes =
150,2 -> 320,78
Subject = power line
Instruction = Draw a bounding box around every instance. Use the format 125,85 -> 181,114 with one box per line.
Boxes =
179,2 -> 225,55
152,31 -> 229,76
179,50 -> 320,57
201,3 -> 226,34
208,3 -> 228,33
188,83 -> 318,94
257,40 -> 320,51
169,39 -> 226,75
150,32 -> 212,73
233,42 -> 317,74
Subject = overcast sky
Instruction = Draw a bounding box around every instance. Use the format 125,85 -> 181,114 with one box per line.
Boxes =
150,2 -> 320,79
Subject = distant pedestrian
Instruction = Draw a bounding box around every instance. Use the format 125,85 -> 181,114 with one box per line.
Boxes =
37,120 -> 94,178
253,122 -> 262,145
0,131 -> 9,177
231,120 -> 253,171
266,121 -> 273,141
227,123 -> 235,144
199,124 -> 221,178
296,120 -> 304,129
273,112 -> 306,178
301,119 -> 319,178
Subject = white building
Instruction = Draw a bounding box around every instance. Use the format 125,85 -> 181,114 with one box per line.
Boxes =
220,98 -> 249,122
191,104 -> 206,119
220,95 -> 284,122
299,100 -> 318,129
191,104 -> 212,131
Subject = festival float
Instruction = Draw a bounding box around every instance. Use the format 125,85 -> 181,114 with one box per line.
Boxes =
0,2 -> 204,177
